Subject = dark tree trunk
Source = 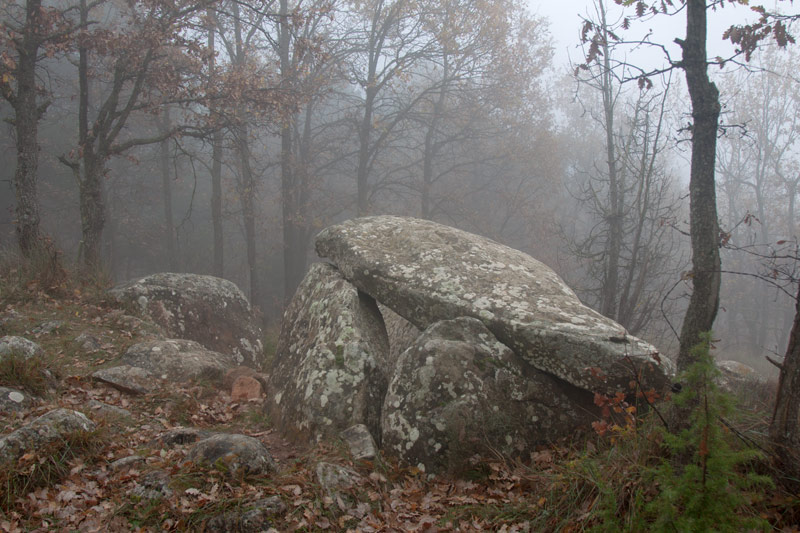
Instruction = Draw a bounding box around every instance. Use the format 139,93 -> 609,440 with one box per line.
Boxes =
11,0 -> 44,256
159,109 -> 177,271
599,3 -> 622,320
770,283 -> 800,476
676,0 -> 722,371
279,0 -> 306,302
79,153 -> 106,270
356,86 -> 376,216
208,7 -> 224,278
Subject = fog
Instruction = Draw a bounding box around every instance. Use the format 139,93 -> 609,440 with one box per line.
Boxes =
2,0 -> 798,376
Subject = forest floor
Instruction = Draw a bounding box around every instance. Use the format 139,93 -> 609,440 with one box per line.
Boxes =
1,269 -> 799,532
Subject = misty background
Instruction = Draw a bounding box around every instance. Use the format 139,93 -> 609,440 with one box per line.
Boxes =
1,0 -> 797,376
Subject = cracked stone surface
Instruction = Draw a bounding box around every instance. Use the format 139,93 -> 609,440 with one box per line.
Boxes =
316,216 -> 672,394
109,273 -> 264,369
267,263 -> 389,444
381,317 -> 597,475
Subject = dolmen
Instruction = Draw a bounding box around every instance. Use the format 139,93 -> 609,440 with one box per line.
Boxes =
267,216 -> 672,475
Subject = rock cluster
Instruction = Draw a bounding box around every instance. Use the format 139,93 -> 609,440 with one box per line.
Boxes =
269,216 -> 672,474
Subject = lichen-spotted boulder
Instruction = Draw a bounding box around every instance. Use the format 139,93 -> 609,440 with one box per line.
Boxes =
109,273 -> 264,369
121,339 -> 236,383
382,317 -> 596,475
0,409 -> 95,464
316,216 -> 671,394
267,263 -> 389,444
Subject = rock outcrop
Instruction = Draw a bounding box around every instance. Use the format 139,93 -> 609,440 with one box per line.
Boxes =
109,273 -> 264,369
267,263 -> 389,443
382,317 -> 596,474
316,215 -> 670,394
0,335 -> 43,360
269,216 -> 673,475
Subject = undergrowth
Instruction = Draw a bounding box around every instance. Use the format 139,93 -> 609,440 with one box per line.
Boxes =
0,426 -> 109,512
542,333 -> 774,532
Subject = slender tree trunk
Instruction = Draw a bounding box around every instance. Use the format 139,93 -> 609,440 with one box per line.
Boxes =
421,54 -> 448,220
357,87 -> 376,216
76,0 -> 106,271
598,0 -> 622,320
770,283 -> 800,476
79,153 -> 106,269
208,6 -> 224,277
279,0 -> 305,302
159,109 -> 177,271
12,0 -> 44,256
676,0 -> 722,371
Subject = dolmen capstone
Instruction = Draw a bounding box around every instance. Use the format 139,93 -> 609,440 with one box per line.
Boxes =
268,216 -> 672,475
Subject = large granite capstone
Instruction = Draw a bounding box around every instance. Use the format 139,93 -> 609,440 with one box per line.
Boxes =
316,216 -> 671,394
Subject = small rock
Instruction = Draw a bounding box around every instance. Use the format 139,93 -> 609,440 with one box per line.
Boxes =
121,339 -> 235,383
224,366 -> 268,391
32,320 -> 64,335
0,409 -> 95,464
110,455 -> 144,471
185,434 -> 276,476
154,427 -> 214,447
74,332 -> 103,352
92,365 -> 156,395
232,376 -> 263,401
204,496 -> 286,533
0,335 -> 43,360
340,424 -> 378,461
87,399 -> 132,420
315,462 -> 359,510
0,386 -> 34,413
131,470 -> 173,499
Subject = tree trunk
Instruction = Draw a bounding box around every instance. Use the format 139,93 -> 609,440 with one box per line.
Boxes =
279,0 -> 305,302
770,283 -> 800,476
208,6 -> 224,278
159,109 -> 177,271
79,154 -> 106,270
598,0 -> 622,320
676,0 -> 722,371
12,0 -> 44,256
357,86 -> 376,216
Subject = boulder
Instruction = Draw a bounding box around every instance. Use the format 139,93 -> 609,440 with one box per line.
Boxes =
121,339 -> 236,383
205,496 -> 286,533
382,317 -> 596,474
92,365 -> 156,395
716,360 -> 767,394
267,263 -> 389,444
185,433 -> 276,476
0,335 -> 43,360
316,215 -> 671,394
109,273 -> 264,369
0,386 -> 34,413
154,427 -> 215,447
0,409 -> 95,464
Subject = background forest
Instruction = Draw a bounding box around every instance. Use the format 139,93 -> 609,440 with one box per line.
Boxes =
1,0 -> 798,375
